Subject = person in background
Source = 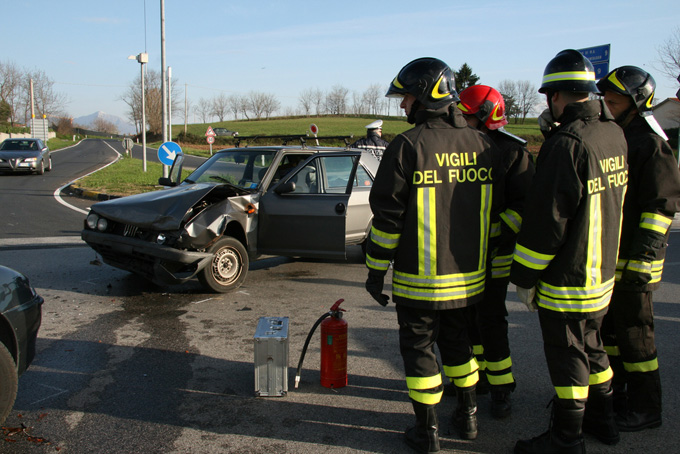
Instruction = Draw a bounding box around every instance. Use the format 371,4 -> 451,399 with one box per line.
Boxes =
365,57 -> 505,453
510,49 -> 627,454
596,66 -> 680,434
351,119 -> 390,160
454,84 -> 535,419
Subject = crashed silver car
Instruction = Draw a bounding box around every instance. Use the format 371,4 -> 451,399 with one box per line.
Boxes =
81,145 -> 378,292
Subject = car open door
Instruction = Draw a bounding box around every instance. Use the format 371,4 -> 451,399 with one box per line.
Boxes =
257,152 -> 360,259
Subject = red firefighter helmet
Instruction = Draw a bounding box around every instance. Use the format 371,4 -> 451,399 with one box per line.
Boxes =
457,85 -> 508,130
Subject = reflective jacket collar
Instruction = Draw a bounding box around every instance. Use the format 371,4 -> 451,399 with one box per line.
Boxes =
559,99 -> 609,125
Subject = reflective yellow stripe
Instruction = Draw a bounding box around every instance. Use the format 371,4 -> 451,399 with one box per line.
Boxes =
543,70 -> 595,85
417,187 -> 437,276
627,260 -> 652,274
365,253 -> 390,272
391,76 -> 404,90
443,358 -> 479,379
491,254 -> 513,279
589,367 -> 613,385
454,371 -> 479,388
624,357 -> 659,373
473,344 -> 484,356
406,374 -> 442,390
487,371 -> 515,386
555,385 -> 589,400
500,208 -> 522,234
409,389 -> 443,404
616,258 -> 664,283
430,75 -> 449,100
490,221 -> 501,238
479,185 -> 492,270
370,226 -> 400,249
640,212 -> 672,235
393,267 -> 486,301
514,244 -> 555,270
536,278 -> 614,313
486,357 -> 512,372
604,345 -> 620,356
586,193 -> 603,286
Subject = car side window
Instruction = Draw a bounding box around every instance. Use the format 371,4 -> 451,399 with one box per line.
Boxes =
320,155 -> 358,194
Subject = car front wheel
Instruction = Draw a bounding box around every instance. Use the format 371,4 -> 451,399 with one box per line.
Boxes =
36,160 -> 45,175
0,342 -> 18,425
198,236 -> 249,293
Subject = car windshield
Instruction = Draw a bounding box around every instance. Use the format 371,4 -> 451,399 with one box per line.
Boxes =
184,149 -> 277,190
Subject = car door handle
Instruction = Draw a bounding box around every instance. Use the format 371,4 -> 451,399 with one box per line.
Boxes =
335,203 -> 346,214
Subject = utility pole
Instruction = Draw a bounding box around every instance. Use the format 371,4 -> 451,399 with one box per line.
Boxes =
168,66 -> 172,140
160,0 -> 168,177
184,83 -> 188,135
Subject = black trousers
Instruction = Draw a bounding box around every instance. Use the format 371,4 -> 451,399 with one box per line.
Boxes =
539,311 -> 611,411
601,289 -> 661,413
397,304 -> 476,387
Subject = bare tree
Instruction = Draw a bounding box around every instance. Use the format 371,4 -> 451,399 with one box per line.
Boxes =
351,91 -> 363,115
227,94 -> 242,120
259,92 -> 280,119
311,88 -> 325,116
655,27 -> 680,82
193,97 -> 213,123
515,80 -> 540,123
119,68 -> 181,135
211,93 -> 229,121
326,85 -> 349,115
93,117 -> 119,135
0,61 -> 23,125
362,84 -> 383,115
498,80 -> 522,124
21,69 -> 68,124
298,88 -> 315,117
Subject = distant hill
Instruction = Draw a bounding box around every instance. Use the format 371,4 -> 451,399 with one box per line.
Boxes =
73,111 -> 136,135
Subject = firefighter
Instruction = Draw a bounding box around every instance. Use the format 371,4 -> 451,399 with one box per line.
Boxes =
351,119 -> 390,160
364,57 -> 505,453
456,85 -> 535,419
596,66 -> 680,433
510,49 -> 627,454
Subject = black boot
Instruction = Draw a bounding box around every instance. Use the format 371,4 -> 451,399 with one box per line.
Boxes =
583,387 -> 619,444
405,400 -> 440,454
616,370 -> 662,432
514,402 -> 585,454
453,386 -> 478,440
490,389 -> 512,419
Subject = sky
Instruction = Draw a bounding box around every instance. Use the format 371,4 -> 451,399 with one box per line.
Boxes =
3,0 -> 680,124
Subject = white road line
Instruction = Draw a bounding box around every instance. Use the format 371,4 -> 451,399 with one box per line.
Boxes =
52,140 -> 122,215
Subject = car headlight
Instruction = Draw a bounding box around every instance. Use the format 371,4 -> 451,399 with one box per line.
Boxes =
97,218 -> 108,231
157,233 -> 166,244
86,213 -> 99,229
24,157 -> 38,162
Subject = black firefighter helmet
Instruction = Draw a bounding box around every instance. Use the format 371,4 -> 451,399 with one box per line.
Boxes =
386,57 -> 459,109
597,65 -> 656,116
539,49 -> 598,94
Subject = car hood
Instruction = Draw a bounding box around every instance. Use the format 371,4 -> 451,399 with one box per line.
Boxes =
91,183 -> 224,231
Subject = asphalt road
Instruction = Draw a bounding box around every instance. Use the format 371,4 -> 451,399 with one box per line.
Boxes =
0,139 -> 679,453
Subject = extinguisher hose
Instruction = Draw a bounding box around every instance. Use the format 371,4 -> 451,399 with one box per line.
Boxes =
295,311 -> 332,389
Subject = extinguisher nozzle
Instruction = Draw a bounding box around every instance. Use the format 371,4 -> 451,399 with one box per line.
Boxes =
294,375 -> 300,389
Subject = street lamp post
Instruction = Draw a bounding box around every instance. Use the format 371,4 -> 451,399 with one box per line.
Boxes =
128,52 -> 148,172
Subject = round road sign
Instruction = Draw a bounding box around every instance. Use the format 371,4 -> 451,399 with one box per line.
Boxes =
310,124 -> 318,135
207,136 -> 215,144
158,141 -> 183,166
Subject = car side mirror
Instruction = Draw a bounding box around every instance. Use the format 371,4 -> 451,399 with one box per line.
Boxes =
274,180 -> 296,194
158,177 -> 176,187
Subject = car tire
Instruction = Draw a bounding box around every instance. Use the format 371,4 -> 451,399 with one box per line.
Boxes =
0,342 -> 18,425
198,236 -> 249,293
47,156 -> 52,171
36,160 -> 45,175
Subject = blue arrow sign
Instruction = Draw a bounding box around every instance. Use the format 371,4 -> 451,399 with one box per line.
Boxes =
158,141 -> 182,166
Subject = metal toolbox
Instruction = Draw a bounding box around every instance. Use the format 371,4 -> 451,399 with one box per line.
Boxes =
254,316 -> 289,397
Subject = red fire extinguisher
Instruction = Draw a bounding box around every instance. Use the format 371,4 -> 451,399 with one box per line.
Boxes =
295,299 -> 348,389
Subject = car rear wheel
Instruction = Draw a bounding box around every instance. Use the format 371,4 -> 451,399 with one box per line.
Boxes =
198,236 -> 249,293
0,342 -> 18,425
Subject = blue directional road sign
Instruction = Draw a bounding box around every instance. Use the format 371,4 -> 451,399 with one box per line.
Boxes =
158,141 -> 182,166
578,44 -> 611,79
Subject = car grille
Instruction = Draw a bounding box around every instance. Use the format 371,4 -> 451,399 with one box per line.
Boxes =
123,224 -> 140,237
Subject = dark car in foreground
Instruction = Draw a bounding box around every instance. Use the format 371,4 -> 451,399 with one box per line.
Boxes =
82,144 -> 378,293
0,138 -> 52,174
0,265 -> 44,425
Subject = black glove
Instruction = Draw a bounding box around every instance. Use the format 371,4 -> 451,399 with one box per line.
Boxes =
622,259 -> 653,286
365,272 -> 390,306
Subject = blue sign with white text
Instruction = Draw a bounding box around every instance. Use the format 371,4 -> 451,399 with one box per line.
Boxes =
158,141 -> 182,166
578,44 -> 611,79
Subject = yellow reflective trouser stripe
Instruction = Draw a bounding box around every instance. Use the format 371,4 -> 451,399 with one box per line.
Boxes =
443,358 -> 479,379
536,278 -> 614,313
453,371 -> 479,388
487,372 -> 515,386
555,385 -> 589,400
417,187 -> 437,276
604,345 -> 621,356
473,345 -> 484,356
589,367 -> 613,385
479,185 -> 492,270
365,253 -> 390,272
640,212 -> 672,235
370,225 -> 400,249
585,193 -> 603,286
500,208 -> 522,234
406,374 -> 442,390
409,389 -> 443,405
513,243 -> 555,271
624,357 -> 659,373
486,357 -> 512,371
